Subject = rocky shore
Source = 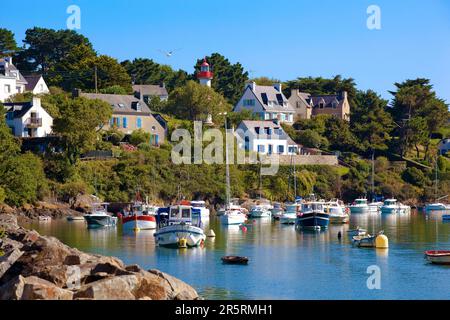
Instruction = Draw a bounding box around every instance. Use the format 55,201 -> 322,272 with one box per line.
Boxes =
0,214 -> 199,300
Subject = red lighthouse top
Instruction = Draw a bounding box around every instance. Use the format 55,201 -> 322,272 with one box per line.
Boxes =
197,58 -> 213,79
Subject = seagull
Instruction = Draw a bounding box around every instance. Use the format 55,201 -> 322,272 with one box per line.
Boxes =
158,49 -> 182,57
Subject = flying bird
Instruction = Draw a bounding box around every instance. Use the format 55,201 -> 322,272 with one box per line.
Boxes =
158,49 -> 182,57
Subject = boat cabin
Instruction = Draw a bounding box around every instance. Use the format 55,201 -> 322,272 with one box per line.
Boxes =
168,204 -> 202,227
383,199 -> 397,206
191,201 -> 206,208
301,202 -> 325,213
354,199 -> 368,205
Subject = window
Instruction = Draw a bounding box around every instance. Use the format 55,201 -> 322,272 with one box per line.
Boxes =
170,208 -> 178,218
288,114 -> 293,122
137,117 -> 142,128
265,127 -> 271,135
4,84 -> 11,93
111,117 -> 120,127
122,117 -> 127,128
243,99 -> 255,106
319,103 -> 324,109
181,208 -> 191,218
281,113 -> 286,121
264,113 -> 270,120
268,144 -> 273,154
6,112 -> 14,121
278,145 -> 285,154
257,145 -> 265,153
244,136 -> 250,151
255,127 -> 260,134
16,86 -> 21,93
39,84 -> 44,91
332,102 -> 337,109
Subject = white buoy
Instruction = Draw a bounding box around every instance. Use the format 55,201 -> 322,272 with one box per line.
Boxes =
207,229 -> 216,237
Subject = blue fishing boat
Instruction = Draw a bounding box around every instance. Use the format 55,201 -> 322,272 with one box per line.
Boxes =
296,201 -> 329,230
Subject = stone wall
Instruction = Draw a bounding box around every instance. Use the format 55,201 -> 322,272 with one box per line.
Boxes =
262,154 -> 338,166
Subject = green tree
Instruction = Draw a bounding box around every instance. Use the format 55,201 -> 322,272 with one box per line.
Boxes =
0,153 -> 48,206
100,85 -> 129,95
53,97 -> 113,164
193,53 -> 248,104
252,76 -> 281,86
15,27 -> 95,74
0,106 -> 21,162
0,28 -> 19,56
296,129 -> 329,149
325,117 -> 361,152
352,90 -> 393,153
166,80 -> 231,121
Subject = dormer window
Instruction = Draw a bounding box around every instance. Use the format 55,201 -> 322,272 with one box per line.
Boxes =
255,127 -> 260,134
319,103 -> 324,109
332,101 -> 337,109
136,102 -> 142,112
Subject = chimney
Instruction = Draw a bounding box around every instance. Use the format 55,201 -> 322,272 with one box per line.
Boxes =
340,91 -> 348,101
160,82 -> 165,88
274,83 -> 282,92
134,90 -> 142,101
4,56 -> 12,67
72,88 -> 82,98
246,81 -> 256,91
32,97 -> 41,108
291,88 -> 299,97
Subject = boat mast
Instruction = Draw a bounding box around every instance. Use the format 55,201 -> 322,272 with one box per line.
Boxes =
259,159 -> 262,200
293,156 -> 297,200
435,157 -> 438,201
371,151 -> 375,200
224,115 -> 231,209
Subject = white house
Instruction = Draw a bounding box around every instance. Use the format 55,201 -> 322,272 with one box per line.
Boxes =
235,120 -> 299,155
24,75 -> 50,95
438,138 -> 450,155
233,82 -> 296,124
3,97 -> 53,138
0,57 -> 28,102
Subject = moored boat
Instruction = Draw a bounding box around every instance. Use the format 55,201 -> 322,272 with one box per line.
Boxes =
66,215 -> 84,221
424,251 -> 450,265
325,200 -> 349,224
84,203 -> 117,228
347,227 -> 367,237
380,199 -> 410,214
121,200 -> 157,230
271,202 -> 284,220
349,198 -> 369,214
154,202 -> 206,248
248,202 -> 272,218
296,201 -> 329,230
221,256 -> 249,265
280,203 -> 300,225
220,207 -> 247,225
369,201 -> 383,213
425,203 -> 449,212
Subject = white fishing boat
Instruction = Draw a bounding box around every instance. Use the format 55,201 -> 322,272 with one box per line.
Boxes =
349,198 -> 369,214
325,200 -> 349,224
248,202 -> 272,218
154,202 -> 206,248
280,203 -> 300,224
424,203 -> 450,212
380,199 -> 410,214
84,203 -> 117,228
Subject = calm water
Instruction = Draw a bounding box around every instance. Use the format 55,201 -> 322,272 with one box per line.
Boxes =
22,210 -> 450,300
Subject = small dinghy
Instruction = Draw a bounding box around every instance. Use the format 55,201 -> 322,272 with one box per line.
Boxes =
424,251 -> 450,265
347,227 -> 367,237
221,256 -> 249,265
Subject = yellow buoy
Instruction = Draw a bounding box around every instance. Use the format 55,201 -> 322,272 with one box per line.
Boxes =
375,234 -> 389,248
178,238 -> 187,248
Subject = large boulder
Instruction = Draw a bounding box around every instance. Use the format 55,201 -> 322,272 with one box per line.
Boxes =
148,269 -> 199,300
0,275 -> 73,300
73,275 -> 139,300
0,249 -> 23,279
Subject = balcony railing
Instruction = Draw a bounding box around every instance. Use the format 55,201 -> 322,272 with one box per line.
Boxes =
25,117 -> 43,128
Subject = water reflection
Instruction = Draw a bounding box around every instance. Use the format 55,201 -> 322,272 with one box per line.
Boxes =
22,209 -> 450,300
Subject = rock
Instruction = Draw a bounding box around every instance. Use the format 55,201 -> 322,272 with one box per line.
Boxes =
0,249 -> 23,279
125,264 -> 141,273
148,269 -> 199,300
0,214 -> 19,232
21,276 -> 73,300
64,255 -> 81,266
74,275 -> 139,300
0,275 -> 73,300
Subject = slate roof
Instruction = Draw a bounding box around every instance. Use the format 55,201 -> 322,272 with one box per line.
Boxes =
249,85 -> 295,112
307,94 -> 341,108
3,101 -> 33,118
132,84 -> 168,97
24,75 -> 43,91
80,93 -> 152,114
238,120 -> 297,145
0,58 -> 28,84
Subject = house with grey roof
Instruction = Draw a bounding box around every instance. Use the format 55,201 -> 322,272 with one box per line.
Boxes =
73,90 -> 165,145
289,89 -> 350,121
235,120 -> 299,155
24,75 -> 50,95
3,97 -> 53,138
133,84 -> 169,104
0,57 -> 28,102
233,82 -> 296,124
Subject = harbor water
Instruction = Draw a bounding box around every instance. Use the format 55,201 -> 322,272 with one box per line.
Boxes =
22,210 -> 450,300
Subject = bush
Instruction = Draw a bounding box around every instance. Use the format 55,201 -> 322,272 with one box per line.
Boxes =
0,186 -> 5,203
297,129 -> 329,149
59,180 -> 90,203
129,129 -> 151,146
402,167 -> 429,188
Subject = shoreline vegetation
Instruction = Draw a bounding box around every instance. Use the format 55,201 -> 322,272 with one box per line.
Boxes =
0,213 -> 199,300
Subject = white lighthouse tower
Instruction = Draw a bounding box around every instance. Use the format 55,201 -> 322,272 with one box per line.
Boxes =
197,58 -> 213,87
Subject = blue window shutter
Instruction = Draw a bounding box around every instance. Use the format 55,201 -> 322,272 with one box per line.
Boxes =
123,117 -> 127,128
155,135 -> 159,145
110,118 -> 114,126
137,118 -> 142,128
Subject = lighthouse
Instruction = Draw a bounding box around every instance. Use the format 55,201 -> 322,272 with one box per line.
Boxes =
197,58 -> 213,87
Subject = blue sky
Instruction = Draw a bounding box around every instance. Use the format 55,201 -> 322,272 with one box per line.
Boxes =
3,0 -> 450,102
